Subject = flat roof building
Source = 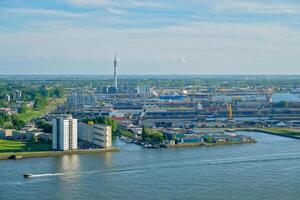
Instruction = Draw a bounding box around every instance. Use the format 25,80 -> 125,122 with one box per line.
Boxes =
78,122 -> 112,148
52,115 -> 78,151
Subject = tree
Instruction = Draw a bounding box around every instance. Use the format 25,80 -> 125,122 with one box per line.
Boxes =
141,127 -> 164,144
33,94 -> 46,110
36,120 -> 52,133
151,131 -> 164,144
105,117 -> 117,132
19,104 -> 29,113
82,116 -> 117,132
53,87 -> 64,98
31,135 -> 38,143
142,126 -> 150,142
39,85 -> 49,97
0,112 -> 10,126
11,114 -> 25,130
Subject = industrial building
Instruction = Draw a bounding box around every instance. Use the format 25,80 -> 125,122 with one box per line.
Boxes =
52,115 -> 78,151
139,109 -> 198,128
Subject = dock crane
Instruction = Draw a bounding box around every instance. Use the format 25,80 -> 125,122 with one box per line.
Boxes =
226,97 -> 233,121
227,103 -> 233,121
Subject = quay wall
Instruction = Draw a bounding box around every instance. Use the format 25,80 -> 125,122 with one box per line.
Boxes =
0,147 -> 119,160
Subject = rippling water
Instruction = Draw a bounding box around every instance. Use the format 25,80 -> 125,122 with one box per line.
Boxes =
1,131 -> 300,200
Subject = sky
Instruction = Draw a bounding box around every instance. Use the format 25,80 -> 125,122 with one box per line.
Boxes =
1,0 -> 300,75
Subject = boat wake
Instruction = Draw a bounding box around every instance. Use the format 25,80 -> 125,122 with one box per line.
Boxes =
30,172 -> 74,178
27,152 -> 300,179
28,168 -> 144,179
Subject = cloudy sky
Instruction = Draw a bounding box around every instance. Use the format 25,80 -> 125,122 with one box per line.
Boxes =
1,0 -> 300,75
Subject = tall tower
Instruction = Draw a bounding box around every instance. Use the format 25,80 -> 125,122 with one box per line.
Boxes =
114,53 -> 118,89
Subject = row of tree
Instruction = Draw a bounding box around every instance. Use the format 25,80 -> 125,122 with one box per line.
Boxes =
82,116 -> 118,132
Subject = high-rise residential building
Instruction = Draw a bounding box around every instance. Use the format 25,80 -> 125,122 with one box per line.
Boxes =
67,92 -> 96,107
4,94 -> 10,102
52,115 -> 78,151
13,90 -> 22,101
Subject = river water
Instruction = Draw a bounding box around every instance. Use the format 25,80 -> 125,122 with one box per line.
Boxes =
1,131 -> 300,200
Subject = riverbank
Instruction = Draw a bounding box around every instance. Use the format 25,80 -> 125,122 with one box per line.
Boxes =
120,134 -> 256,149
0,139 -> 51,152
0,147 -> 120,160
239,128 -> 300,140
164,140 -> 257,148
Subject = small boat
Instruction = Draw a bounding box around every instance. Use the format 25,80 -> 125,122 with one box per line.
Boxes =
23,173 -> 32,178
144,144 -> 152,148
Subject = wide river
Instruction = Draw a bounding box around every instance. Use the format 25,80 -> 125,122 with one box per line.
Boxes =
1,131 -> 300,200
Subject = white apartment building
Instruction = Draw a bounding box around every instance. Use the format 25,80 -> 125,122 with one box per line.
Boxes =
67,92 -> 96,107
78,122 -> 112,148
93,124 -> 112,148
52,115 -> 78,151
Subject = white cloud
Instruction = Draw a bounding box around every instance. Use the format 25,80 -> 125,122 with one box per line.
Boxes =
214,0 -> 300,14
1,21 -> 300,74
68,0 -> 111,6
68,0 -> 166,8
106,8 -> 128,15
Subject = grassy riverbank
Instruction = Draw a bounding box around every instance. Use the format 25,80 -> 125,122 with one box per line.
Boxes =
242,128 -> 300,139
0,139 -> 51,153
0,146 -> 120,160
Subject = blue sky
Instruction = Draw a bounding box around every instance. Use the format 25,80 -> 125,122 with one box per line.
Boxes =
1,0 -> 300,74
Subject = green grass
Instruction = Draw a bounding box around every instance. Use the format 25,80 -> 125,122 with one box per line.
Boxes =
120,130 -> 133,137
0,139 -> 51,153
18,97 -> 66,122
255,128 -> 300,136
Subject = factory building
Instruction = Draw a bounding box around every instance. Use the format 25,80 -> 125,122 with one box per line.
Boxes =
139,109 -> 198,128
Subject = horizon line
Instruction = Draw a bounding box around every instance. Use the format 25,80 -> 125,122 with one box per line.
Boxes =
1,73 -> 300,76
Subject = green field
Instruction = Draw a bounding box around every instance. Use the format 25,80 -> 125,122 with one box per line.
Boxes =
0,139 -> 51,153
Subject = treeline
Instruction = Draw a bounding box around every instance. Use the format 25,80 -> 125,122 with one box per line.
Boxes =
36,120 -> 52,133
0,85 -> 65,130
82,116 -> 118,132
0,113 -> 25,129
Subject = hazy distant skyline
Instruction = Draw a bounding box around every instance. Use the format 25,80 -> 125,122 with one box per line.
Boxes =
1,0 -> 300,75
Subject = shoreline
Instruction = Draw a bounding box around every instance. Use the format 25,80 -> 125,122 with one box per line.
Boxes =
0,147 -> 120,160
163,141 -> 257,148
239,128 -> 300,140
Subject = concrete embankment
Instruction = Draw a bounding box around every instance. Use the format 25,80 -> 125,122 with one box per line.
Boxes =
0,147 -> 120,160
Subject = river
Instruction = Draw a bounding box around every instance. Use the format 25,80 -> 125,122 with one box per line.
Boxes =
0,131 -> 300,200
